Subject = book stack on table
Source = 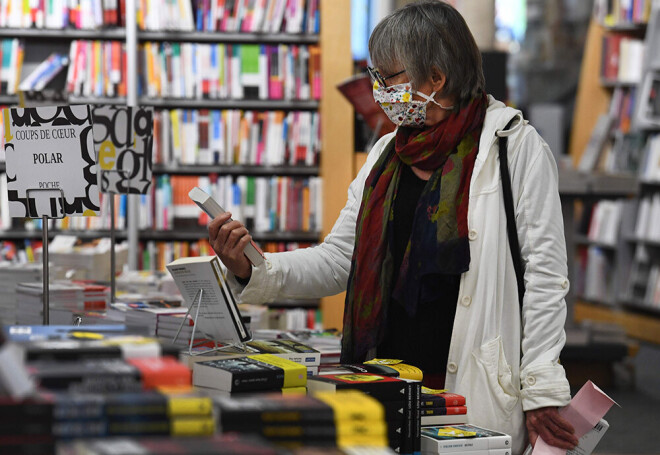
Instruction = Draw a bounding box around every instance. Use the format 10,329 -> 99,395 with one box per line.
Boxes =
419,388 -> 468,426
214,389 -> 389,450
420,424 -> 512,455
307,373 -> 421,455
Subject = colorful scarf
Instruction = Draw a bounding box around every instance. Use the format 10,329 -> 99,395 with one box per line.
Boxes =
341,92 -> 489,363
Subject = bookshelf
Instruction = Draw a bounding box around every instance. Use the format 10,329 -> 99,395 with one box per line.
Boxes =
0,0 -> 354,329
567,0 -> 660,344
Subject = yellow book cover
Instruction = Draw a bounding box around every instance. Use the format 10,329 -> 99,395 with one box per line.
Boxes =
314,390 -> 384,422
165,394 -> 213,417
248,353 -> 306,388
170,416 -> 215,436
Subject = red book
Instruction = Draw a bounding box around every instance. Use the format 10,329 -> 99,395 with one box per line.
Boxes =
127,356 -> 192,390
420,390 -> 466,408
420,405 -> 468,416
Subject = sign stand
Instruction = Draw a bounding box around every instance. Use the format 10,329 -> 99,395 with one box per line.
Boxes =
102,169 -> 130,303
25,188 -> 66,325
172,289 -> 248,357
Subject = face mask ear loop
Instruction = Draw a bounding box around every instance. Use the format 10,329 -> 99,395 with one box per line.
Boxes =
415,90 -> 454,111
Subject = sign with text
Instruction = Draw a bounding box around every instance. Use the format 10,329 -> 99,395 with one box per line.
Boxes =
91,105 -> 154,194
3,105 -> 100,218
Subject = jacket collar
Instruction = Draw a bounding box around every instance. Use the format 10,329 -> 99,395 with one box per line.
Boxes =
477,95 -> 524,163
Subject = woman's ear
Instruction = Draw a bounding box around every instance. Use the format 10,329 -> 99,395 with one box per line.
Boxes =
430,68 -> 447,93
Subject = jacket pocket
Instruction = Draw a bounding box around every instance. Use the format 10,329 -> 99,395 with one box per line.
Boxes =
469,336 -> 519,415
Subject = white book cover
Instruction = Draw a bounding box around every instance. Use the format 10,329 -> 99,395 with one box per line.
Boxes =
91,105 -> 154,195
3,105 -> 100,218
421,424 -> 511,452
166,255 -> 251,344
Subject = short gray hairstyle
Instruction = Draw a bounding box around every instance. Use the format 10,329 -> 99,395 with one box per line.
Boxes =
369,0 -> 485,108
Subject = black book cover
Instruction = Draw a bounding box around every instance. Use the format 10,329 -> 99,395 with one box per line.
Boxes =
215,394 -> 335,428
307,373 -> 408,402
194,357 -> 285,392
27,359 -> 143,393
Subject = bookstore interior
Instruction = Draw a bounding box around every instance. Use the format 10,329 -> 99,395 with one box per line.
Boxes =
0,0 -> 659,454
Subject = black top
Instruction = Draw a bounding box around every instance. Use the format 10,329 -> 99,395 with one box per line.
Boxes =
377,164 -> 460,374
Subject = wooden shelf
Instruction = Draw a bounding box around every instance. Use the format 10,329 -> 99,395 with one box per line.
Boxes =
152,164 -> 319,176
621,299 -> 660,316
139,98 -> 319,110
602,22 -> 647,31
575,300 -> 660,344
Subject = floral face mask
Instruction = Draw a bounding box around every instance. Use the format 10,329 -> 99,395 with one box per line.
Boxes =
372,81 -> 453,128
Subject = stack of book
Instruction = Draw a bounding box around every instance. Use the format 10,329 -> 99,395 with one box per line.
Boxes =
56,433 -> 286,454
15,281 -> 109,325
124,306 -> 189,336
0,262 -> 42,324
36,240 -> 129,282
419,388 -> 468,426
214,390 -> 388,449
182,338 -> 321,376
0,388 -> 215,453
420,424 -> 512,455
192,353 -> 307,395
307,373 -> 420,455
26,356 -> 191,393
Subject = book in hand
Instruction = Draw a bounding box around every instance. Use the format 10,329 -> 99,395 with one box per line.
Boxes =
188,186 -> 265,266
192,353 -> 307,393
421,424 -> 512,453
166,255 -> 251,345
521,418 -> 610,455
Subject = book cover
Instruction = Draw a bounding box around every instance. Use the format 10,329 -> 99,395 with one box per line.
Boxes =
420,389 -> 467,408
91,105 -> 154,195
307,373 -> 408,402
193,354 -> 305,392
27,359 -> 143,393
166,255 -> 251,345
421,424 -> 512,452
3,105 -> 100,218
420,405 -> 468,416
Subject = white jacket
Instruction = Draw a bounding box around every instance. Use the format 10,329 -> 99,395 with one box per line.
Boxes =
231,97 -> 572,454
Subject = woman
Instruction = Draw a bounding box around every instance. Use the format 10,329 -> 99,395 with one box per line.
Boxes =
208,1 -> 577,453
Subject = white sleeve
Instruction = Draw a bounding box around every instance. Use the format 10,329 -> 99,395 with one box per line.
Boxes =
511,129 -> 572,411
228,133 -> 395,304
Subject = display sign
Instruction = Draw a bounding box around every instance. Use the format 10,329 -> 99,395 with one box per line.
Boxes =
3,105 -> 99,218
91,105 -> 154,195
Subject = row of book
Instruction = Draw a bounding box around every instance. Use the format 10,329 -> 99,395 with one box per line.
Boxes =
154,175 -> 323,233
587,199 -> 625,246
138,42 -> 321,100
153,109 -> 320,166
0,38 -> 23,95
575,245 -> 614,304
192,0 -> 319,34
601,34 -> 644,84
626,244 -> 660,308
640,133 -> 660,182
634,193 -> 660,242
4,174 -> 323,235
594,0 -> 652,27
0,0 -> 320,33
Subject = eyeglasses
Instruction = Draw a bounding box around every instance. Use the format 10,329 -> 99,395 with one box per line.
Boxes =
367,67 -> 406,88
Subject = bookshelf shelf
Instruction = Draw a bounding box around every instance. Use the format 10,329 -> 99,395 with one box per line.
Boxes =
139,98 -> 319,110
621,299 -> 660,316
68,96 -> 128,105
600,79 -> 638,88
574,234 -> 618,250
0,229 -> 321,243
576,295 -> 618,307
624,235 -> 660,247
0,95 -> 18,105
152,164 -> 319,176
138,31 -> 319,44
138,229 -> 321,242
575,300 -> 660,344
0,28 -> 126,40
602,22 -> 647,32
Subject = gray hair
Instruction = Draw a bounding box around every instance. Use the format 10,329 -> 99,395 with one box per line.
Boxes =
369,0 -> 485,108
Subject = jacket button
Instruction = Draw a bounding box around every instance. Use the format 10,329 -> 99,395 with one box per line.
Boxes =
526,376 -> 536,386
447,362 -> 458,373
461,296 -> 472,307
468,229 -> 478,240
561,280 -> 569,289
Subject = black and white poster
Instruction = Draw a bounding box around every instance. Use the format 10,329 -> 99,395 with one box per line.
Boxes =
3,105 -> 100,218
91,105 -> 154,194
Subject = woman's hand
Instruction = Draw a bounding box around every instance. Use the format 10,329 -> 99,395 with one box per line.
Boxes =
525,407 -> 579,450
208,212 -> 253,280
